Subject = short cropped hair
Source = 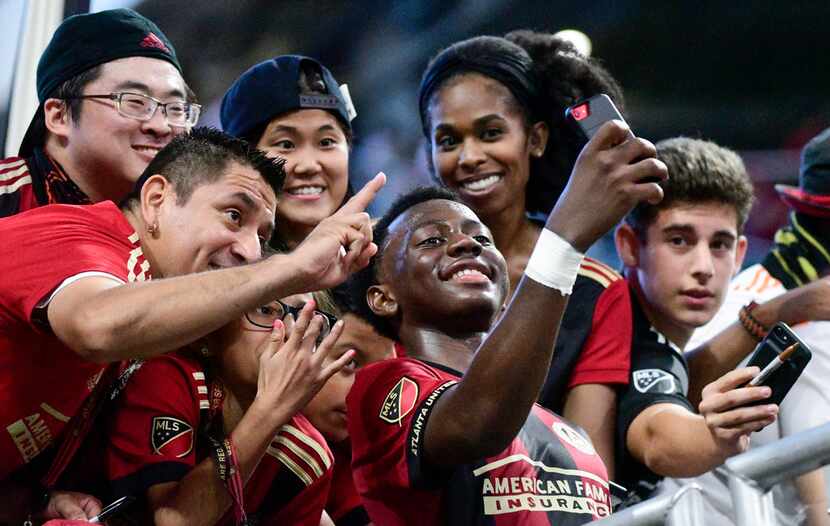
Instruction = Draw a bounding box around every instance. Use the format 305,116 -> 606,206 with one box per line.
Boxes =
625,137 -> 755,237
120,127 -> 285,208
348,186 -> 461,340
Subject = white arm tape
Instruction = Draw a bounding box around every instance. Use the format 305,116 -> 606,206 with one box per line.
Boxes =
523,229 -> 584,295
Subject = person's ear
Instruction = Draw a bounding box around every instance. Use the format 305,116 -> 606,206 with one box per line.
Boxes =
615,223 -> 641,269
528,121 -> 549,158
367,284 -> 398,319
139,175 -> 175,236
733,235 -> 749,277
43,99 -> 71,139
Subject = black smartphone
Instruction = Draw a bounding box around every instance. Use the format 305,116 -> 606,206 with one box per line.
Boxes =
89,495 -> 135,523
565,94 -> 632,141
743,322 -> 812,406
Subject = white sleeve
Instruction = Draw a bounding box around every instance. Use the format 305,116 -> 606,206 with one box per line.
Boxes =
36,271 -> 125,309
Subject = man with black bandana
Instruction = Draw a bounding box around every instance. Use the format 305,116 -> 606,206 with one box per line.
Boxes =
666,129 -> 830,526
0,8 -> 198,218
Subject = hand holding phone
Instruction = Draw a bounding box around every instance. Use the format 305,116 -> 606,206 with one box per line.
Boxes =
742,322 -> 812,406
565,94 -> 632,141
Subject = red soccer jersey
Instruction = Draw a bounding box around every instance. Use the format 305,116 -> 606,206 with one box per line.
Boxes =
326,440 -> 369,525
347,357 -> 611,526
106,353 -> 334,526
0,201 -> 150,479
539,257 -> 633,414
0,157 -> 38,216
0,151 -> 91,218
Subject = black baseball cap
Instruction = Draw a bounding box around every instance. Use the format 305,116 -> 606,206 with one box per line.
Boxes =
18,8 -> 182,157
220,55 -> 355,142
776,127 -> 830,218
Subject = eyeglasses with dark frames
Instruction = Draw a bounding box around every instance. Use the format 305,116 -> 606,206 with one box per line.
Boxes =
245,299 -> 338,337
65,92 -> 201,127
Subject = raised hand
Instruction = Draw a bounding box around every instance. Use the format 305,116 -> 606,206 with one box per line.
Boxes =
698,366 -> 778,457
254,300 -> 355,416
547,121 -> 668,252
288,173 -> 386,291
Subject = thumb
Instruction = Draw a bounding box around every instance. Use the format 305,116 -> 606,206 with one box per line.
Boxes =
583,120 -> 633,153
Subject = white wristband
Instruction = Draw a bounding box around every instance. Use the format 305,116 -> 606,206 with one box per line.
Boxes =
524,229 -> 584,294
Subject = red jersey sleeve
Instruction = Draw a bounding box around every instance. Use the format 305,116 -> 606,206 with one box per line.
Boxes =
568,277 -> 633,388
250,413 -> 334,526
106,354 -> 204,498
0,202 -> 146,324
346,358 -> 458,519
325,441 -> 369,525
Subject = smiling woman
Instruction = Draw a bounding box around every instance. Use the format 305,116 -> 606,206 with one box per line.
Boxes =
221,55 -> 356,249
416,31 -> 638,476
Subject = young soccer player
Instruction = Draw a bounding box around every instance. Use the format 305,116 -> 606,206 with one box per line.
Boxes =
345,117 -> 668,524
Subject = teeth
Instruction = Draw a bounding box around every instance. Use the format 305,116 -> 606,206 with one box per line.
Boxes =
134,146 -> 160,153
462,175 -> 500,191
288,186 -> 324,195
452,268 -> 487,280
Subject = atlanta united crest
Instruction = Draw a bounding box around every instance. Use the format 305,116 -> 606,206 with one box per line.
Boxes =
379,377 -> 419,425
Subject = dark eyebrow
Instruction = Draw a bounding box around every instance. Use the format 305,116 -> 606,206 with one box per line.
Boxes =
472,114 -> 506,127
269,125 -> 298,135
711,230 -> 738,242
433,114 -> 506,136
112,80 -> 186,100
231,192 -> 257,210
663,223 -> 737,242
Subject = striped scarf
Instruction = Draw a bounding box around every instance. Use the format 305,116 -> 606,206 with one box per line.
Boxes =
761,213 -> 830,289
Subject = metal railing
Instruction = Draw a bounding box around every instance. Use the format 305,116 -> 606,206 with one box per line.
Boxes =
592,421 -> 830,525
592,484 -> 703,526
726,421 -> 830,526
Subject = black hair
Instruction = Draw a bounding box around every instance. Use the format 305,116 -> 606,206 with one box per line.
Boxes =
54,65 -> 103,123
24,65 -> 104,144
120,127 -> 285,209
419,31 -> 625,216
625,137 -> 755,236
506,30 -> 625,216
348,186 -> 461,340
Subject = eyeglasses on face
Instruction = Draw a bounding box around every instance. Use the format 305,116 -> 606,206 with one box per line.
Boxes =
245,299 -> 338,336
65,92 -> 201,127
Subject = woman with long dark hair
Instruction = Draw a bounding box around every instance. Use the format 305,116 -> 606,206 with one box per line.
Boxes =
417,32 -> 633,472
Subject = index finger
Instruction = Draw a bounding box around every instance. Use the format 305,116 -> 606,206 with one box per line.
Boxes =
711,366 -> 761,392
338,172 -> 386,215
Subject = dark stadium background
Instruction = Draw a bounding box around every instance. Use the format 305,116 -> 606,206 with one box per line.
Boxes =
3,0 -> 828,266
